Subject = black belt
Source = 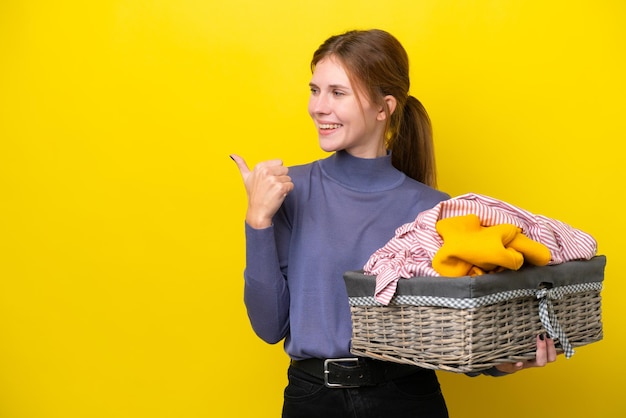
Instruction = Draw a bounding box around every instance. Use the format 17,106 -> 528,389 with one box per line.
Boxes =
291,357 -> 420,388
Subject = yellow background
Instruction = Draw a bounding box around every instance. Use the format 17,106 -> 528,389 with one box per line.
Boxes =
1,0 -> 624,417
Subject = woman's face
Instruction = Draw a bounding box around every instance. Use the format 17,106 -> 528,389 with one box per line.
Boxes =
308,56 -> 387,158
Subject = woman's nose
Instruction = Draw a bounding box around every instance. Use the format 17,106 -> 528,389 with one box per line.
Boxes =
309,94 -> 330,114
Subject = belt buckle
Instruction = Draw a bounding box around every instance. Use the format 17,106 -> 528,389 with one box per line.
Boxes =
323,358 -> 360,389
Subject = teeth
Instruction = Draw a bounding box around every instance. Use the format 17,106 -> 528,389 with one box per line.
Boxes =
320,124 -> 342,129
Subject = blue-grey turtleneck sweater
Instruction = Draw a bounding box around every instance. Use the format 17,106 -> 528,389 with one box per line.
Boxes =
243,150 -> 449,360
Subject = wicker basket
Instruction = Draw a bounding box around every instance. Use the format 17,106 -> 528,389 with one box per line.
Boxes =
343,256 -> 605,373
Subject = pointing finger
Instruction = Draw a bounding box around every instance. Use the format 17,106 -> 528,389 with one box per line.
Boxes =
230,154 -> 251,178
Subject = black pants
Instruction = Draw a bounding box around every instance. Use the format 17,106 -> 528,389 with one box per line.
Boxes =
282,365 -> 449,418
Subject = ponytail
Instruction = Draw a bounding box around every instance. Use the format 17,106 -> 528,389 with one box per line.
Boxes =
389,95 -> 438,188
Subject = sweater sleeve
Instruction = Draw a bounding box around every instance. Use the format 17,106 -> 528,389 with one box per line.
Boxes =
243,222 -> 290,344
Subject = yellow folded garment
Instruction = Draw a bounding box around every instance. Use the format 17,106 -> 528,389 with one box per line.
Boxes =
432,214 -> 552,277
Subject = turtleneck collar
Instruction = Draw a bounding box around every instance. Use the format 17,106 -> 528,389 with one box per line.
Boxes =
318,150 -> 406,192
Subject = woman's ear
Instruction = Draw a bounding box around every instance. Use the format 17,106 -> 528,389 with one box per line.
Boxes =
377,95 -> 397,121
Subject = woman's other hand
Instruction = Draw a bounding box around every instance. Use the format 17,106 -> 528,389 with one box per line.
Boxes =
495,334 -> 558,374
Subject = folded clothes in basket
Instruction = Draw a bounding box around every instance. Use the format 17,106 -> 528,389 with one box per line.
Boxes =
364,193 -> 598,305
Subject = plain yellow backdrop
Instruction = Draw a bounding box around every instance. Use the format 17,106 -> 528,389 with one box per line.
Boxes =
1,0 -> 624,417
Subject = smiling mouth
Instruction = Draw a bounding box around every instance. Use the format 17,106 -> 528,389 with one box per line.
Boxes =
319,123 -> 342,130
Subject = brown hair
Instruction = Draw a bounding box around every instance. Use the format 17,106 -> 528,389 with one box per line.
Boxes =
311,29 -> 437,188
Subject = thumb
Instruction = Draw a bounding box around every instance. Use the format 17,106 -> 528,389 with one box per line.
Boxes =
230,154 -> 250,178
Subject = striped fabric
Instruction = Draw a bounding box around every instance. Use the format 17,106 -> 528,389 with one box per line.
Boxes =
364,193 -> 598,305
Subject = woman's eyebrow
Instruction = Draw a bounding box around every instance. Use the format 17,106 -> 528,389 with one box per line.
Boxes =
308,82 -> 351,90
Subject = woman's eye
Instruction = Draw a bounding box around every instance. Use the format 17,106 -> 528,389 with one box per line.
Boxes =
333,90 -> 345,97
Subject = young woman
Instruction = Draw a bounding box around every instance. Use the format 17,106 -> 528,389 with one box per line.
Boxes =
232,29 -> 556,418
